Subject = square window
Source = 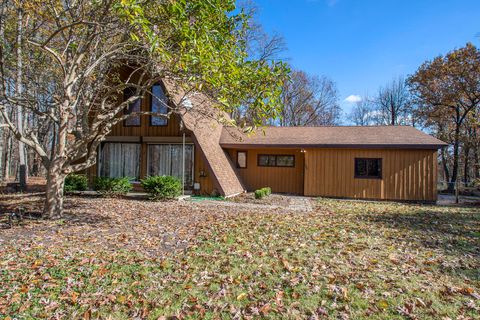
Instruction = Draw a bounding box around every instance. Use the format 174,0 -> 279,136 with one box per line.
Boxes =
354,158 -> 382,179
276,155 -> 295,167
258,155 -> 276,167
98,143 -> 141,180
237,151 -> 247,168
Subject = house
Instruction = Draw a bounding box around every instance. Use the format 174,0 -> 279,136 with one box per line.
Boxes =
87,82 -> 447,202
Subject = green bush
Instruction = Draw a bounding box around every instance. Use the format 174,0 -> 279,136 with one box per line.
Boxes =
474,178 -> 480,189
94,177 -> 132,197
254,187 -> 272,199
141,175 -> 182,200
64,174 -> 88,192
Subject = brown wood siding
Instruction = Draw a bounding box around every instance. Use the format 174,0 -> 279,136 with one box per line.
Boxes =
109,90 -> 182,137
304,148 -> 438,202
194,147 -> 216,195
226,148 -> 304,194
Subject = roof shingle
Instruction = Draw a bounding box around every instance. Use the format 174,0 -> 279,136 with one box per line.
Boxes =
220,126 -> 447,149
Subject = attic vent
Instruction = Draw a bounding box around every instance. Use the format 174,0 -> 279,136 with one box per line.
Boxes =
181,98 -> 193,110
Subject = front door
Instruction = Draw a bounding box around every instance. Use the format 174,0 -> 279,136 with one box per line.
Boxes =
147,144 -> 194,187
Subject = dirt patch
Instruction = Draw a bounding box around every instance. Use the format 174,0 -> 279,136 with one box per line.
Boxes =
229,192 -> 292,207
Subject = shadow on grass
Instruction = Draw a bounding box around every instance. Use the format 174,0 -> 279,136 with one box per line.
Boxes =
0,192 -> 112,228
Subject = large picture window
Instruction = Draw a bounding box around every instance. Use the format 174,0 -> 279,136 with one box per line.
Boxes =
98,143 -> 141,180
150,84 -> 168,126
258,154 -> 295,167
354,158 -> 382,179
124,87 -> 141,127
147,144 -> 194,187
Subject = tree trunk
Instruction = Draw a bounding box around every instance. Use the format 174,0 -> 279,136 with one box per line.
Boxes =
43,160 -> 66,219
15,6 -> 27,189
463,146 -> 470,185
441,147 -> 450,185
474,146 -> 480,179
448,122 -> 461,193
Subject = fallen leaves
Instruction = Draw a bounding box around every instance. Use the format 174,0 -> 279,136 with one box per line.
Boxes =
0,195 -> 479,319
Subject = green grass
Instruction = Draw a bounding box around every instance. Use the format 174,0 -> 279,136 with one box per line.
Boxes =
1,199 -> 479,319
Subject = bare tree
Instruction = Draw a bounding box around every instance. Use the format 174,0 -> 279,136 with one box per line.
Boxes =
239,0 -> 288,62
279,70 -> 340,127
408,43 -> 480,191
0,0 -> 288,218
232,0 -> 288,126
375,76 -> 412,125
348,96 -> 375,126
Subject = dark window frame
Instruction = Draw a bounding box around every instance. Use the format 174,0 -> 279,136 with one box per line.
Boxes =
236,151 -> 248,169
123,87 -> 142,127
149,82 -> 169,127
354,158 -> 382,179
257,154 -> 295,168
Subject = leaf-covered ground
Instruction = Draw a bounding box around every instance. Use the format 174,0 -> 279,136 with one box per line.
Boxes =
0,194 -> 479,319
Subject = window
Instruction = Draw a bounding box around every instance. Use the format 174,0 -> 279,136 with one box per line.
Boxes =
98,143 -> 141,180
276,155 -> 295,167
150,83 -> 168,126
124,87 -> 141,127
147,144 -> 194,187
258,154 -> 295,167
354,158 -> 382,179
237,151 -> 247,168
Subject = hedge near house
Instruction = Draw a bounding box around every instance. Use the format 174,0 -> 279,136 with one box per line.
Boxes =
255,187 -> 272,199
94,177 -> 133,197
141,176 -> 182,201
64,174 -> 88,192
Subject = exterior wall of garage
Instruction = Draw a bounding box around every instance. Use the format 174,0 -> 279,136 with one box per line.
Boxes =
303,148 -> 438,202
226,148 -> 305,194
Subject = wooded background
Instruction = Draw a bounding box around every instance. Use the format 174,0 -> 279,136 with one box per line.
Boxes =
1,1 -> 479,195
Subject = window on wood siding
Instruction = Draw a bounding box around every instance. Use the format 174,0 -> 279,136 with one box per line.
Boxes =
354,158 -> 382,179
237,151 -> 247,168
150,83 -> 168,126
147,144 -> 194,187
124,87 -> 141,127
258,154 -> 295,167
98,143 -> 141,180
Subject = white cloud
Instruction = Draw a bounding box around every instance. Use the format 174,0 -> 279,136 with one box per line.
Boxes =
344,95 -> 362,103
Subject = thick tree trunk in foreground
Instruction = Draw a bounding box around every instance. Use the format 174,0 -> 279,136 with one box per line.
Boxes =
43,160 -> 66,219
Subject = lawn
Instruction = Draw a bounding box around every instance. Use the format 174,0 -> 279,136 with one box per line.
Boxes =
0,194 -> 479,319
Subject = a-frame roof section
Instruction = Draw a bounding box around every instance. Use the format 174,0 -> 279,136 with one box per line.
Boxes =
163,80 -> 245,197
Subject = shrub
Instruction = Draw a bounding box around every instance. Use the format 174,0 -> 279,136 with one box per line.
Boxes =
474,178 -> 480,189
141,175 -> 182,200
64,174 -> 88,192
94,177 -> 132,197
254,187 -> 272,199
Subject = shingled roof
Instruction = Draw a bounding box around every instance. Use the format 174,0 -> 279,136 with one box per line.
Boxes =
220,126 -> 447,149
162,80 -> 245,197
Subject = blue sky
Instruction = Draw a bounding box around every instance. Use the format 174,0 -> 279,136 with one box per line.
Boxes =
252,0 -> 480,120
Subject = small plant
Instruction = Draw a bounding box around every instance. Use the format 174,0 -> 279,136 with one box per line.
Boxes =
141,175 -> 182,200
64,174 -> 88,192
474,178 -> 480,190
254,187 -> 272,199
94,177 -> 132,197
